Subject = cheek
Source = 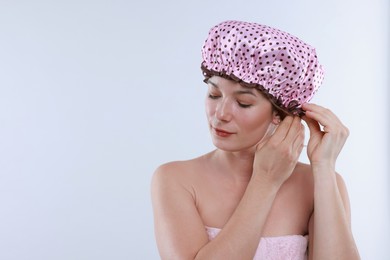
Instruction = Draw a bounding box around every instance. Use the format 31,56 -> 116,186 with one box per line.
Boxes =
205,99 -> 216,118
239,109 -> 273,134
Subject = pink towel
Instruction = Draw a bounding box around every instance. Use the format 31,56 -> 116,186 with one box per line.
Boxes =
205,226 -> 308,260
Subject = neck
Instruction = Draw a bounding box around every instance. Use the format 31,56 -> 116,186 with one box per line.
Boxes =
210,148 -> 256,183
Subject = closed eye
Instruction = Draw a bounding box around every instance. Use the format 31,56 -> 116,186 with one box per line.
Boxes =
208,94 -> 220,99
237,102 -> 252,108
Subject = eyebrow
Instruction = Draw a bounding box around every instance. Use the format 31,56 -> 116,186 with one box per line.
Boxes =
207,79 -> 257,97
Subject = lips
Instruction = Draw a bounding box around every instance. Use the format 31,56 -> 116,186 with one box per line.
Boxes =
213,127 -> 234,137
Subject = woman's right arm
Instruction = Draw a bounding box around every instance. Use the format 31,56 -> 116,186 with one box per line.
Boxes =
151,116 -> 304,260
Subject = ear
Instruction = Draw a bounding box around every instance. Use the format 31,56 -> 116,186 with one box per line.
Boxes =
272,111 -> 281,125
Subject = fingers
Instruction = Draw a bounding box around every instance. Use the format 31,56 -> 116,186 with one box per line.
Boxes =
291,123 -> 305,156
270,116 -> 304,156
272,116 -> 301,141
302,115 -> 322,138
283,117 -> 305,156
302,103 -> 346,133
255,123 -> 276,150
283,117 -> 303,143
302,102 -> 349,141
271,116 -> 294,141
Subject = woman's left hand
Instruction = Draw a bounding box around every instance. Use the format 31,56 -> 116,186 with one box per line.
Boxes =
302,103 -> 349,169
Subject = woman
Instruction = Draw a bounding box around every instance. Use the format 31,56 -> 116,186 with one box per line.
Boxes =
151,20 -> 360,259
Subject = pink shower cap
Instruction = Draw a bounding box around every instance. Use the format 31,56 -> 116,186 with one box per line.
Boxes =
201,20 -> 324,115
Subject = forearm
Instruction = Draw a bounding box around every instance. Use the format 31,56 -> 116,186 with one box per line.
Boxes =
311,165 -> 360,259
195,176 -> 280,260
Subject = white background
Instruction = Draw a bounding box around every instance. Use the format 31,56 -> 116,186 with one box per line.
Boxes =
0,0 -> 388,259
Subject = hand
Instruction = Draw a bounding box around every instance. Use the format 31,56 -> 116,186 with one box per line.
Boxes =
253,116 -> 305,187
302,103 -> 349,169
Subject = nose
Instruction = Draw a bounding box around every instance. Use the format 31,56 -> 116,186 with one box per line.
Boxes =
215,98 -> 233,122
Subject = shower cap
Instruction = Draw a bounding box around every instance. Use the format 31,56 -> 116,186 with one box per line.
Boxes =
201,20 -> 324,115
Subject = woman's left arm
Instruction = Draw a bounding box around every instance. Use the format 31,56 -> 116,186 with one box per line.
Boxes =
302,103 -> 360,260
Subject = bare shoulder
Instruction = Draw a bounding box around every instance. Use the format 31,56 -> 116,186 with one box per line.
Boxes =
291,162 -> 347,191
287,162 -> 316,201
154,158 -> 198,175
151,155 -> 207,194
294,162 -> 348,188
152,160 -> 187,181
153,156 -> 203,178
290,161 -> 314,186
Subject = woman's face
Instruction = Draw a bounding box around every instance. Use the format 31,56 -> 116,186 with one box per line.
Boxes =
205,76 -> 277,152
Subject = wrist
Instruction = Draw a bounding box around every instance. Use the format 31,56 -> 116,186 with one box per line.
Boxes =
310,161 -> 336,173
250,171 -> 284,191
310,163 -> 338,185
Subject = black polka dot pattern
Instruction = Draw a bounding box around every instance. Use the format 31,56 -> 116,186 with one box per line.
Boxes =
201,20 -> 324,114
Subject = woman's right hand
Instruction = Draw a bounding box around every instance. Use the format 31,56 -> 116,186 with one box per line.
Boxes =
252,116 -> 305,187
